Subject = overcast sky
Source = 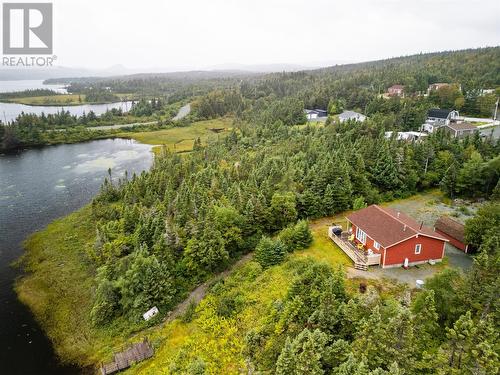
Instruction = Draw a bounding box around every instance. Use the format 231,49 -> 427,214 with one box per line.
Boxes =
11,0 -> 500,70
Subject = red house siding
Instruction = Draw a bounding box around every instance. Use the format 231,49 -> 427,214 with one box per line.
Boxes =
384,235 -> 445,267
435,229 -> 468,252
350,223 -> 445,267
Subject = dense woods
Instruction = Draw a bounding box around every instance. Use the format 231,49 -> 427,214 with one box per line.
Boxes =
3,48 -> 500,152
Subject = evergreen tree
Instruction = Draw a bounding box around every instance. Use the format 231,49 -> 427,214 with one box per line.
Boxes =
254,236 -> 287,268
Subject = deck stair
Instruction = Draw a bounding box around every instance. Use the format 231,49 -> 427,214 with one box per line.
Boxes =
328,229 -> 379,270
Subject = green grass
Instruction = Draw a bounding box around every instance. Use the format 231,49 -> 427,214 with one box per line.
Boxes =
3,94 -> 87,106
15,206 -> 150,367
293,216 -> 351,266
129,260 -> 296,374
2,93 -> 138,106
15,206 -> 98,365
119,118 -> 234,152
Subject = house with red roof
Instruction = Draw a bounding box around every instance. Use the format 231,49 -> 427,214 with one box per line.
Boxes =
387,84 -> 404,97
345,205 -> 448,268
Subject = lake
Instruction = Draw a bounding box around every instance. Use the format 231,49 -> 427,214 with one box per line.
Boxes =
0,101 -> 134,124
0,139 -> 153,374
0,79 -> 67,94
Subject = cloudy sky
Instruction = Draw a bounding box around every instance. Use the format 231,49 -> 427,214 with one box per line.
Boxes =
8,0 -> 500,70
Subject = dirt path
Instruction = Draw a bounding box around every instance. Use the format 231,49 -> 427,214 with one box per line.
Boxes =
164,253 -> 253,323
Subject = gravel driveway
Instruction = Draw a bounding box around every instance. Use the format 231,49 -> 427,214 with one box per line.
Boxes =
347,244 -> 472,287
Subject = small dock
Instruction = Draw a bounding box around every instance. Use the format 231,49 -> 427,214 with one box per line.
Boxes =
100,339 -> 154,375
328,228 -> 380,270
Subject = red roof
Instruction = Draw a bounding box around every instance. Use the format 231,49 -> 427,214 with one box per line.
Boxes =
347,205 -> 447,248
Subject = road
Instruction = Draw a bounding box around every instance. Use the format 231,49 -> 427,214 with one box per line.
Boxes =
81,103 -> 192,131
479,124 -> 500,139
85,121 -> 157,131
172,103 -> 191,121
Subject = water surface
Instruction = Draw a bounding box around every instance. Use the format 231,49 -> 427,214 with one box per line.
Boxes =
0,139 -> 153,374
0,101 -> 133,123
0,79 -> 67,94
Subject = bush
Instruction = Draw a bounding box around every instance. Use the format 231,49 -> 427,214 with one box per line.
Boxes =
254,236 -> 287,268
279,220 -> 313,252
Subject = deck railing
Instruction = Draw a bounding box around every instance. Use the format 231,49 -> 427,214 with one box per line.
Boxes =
328,228 -> 381,270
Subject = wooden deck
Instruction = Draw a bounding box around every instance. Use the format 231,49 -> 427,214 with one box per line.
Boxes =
328,229 -> 380,270
100,339 -> 154,375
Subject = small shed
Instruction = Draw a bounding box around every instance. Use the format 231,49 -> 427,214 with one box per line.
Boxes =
434,216 -> 469,253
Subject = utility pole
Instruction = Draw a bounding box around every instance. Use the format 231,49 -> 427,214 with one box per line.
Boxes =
494,98 -> 499,121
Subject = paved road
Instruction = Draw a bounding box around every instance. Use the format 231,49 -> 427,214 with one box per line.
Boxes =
479,124 -> 500,139
172,103 -> 191,121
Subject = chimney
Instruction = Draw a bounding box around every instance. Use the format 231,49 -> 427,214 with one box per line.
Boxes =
397,212 -> 401,218
403,224 -> 407,232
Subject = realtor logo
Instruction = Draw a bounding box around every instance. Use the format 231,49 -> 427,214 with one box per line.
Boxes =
3,3 -> 53,54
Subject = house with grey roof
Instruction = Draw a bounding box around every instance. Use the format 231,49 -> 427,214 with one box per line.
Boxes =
441,122 -> 477,138
338,110 -> 366,123
421,108 -> 459,133
305,109 -> 328,121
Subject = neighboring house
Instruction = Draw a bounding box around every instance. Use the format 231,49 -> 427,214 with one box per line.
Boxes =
434,216 -> 469,253
441,122 -> 477,138
387,85 -> 404,97
421,108 -> 460,133
305,109 -> 328,120
346,205 -> 448,268
427,82 -> 450,93
338,110 -> 366,123
385,131 -> 428,142
480,88 -> 495,95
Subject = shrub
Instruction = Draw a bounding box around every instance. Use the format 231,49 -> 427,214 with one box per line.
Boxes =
279,220 -> 313,252
254,236 -> 287,268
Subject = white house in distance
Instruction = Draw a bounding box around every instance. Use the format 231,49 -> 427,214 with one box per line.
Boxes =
385,131 -> 428,142
305,109 -> 328,121
421,109 -> 460,133
338,110 -> 366,123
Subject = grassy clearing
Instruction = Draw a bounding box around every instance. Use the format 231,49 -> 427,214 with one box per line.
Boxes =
15,206 -> 150,367
129,260 -> 297,374
294,215 -> 351,266
15,206 -> 98,365
2,93 -> 138,106
119,118 -> 234,152
3,94 -> 87,106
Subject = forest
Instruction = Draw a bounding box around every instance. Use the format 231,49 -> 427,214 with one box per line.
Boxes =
84,112 -> 499,374
3,48 -> 499,152
15,47 -> 500,373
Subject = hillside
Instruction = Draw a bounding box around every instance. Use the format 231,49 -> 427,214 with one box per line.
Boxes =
15,47 -> 500,374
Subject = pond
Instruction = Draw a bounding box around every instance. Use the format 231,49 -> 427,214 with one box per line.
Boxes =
0,138 -> 153,374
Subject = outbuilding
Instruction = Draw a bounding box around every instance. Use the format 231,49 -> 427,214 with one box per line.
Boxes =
434,216 -> 469,253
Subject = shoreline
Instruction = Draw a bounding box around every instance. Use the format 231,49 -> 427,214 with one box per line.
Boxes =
0,99 -> 131,107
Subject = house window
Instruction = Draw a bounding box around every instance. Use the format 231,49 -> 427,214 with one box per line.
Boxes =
374,241 -> 380,250
356,228 -> 367,244
415,244 -> 422,254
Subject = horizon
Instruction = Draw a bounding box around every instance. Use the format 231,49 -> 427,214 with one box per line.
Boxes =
2,46 -> 499,78
1,0 -> 499,74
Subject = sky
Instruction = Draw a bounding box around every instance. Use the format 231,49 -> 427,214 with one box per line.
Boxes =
3,0 -> 500,71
